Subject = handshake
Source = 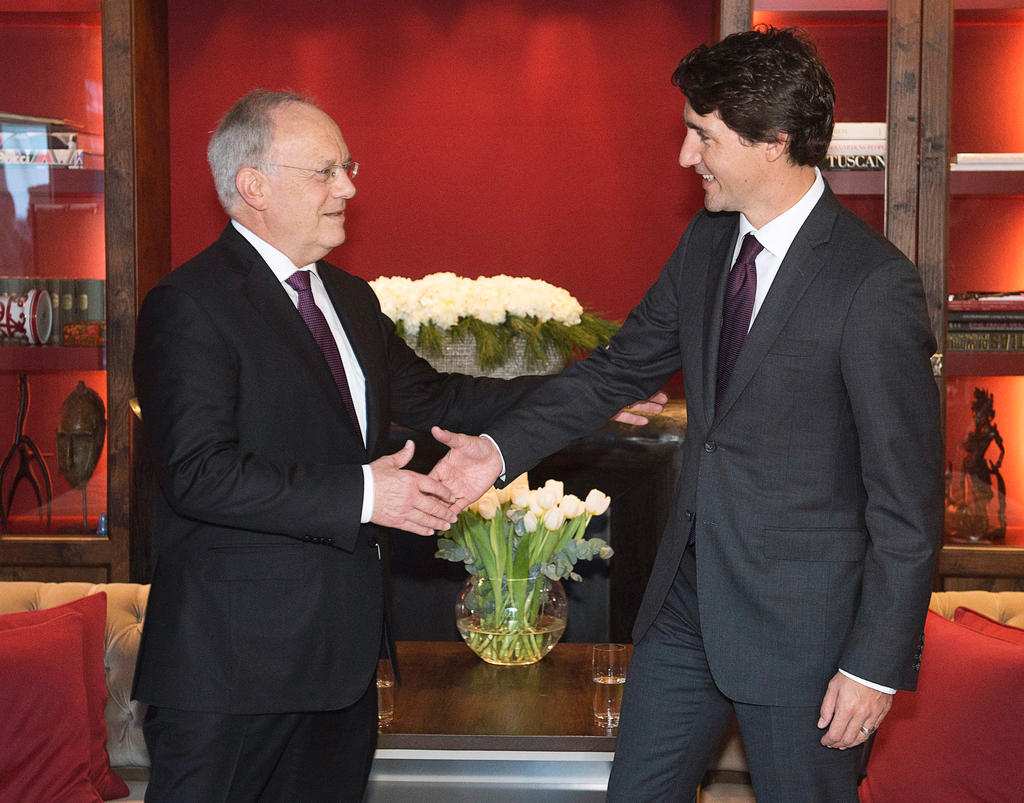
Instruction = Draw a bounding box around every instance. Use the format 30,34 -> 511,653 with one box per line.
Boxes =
368,392 -> 668,536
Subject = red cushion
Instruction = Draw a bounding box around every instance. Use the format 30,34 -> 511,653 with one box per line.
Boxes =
954,606 -> 1024,646
859,610 -> 1024,802
0,593 -> 129,799
0,613 -> 103,803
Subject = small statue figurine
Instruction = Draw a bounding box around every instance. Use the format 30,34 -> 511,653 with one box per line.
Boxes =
56,380 -> 107,529
952,387 -> 1007,542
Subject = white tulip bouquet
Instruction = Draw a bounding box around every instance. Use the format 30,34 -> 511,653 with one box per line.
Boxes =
436,477 -> 613,664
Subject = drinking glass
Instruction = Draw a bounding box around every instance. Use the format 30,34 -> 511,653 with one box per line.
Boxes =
376,659 -> 395,727
591,643 -> 627,726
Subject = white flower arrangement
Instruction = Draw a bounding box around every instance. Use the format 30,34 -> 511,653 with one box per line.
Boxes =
370,272 -> 619,371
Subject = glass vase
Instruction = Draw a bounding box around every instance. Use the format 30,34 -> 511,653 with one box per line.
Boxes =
455,574 -> 568,666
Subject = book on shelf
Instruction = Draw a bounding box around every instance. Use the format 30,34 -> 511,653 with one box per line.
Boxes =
821,153 -> 885,171
831,122 -> 886,140
948,292 -> 1024,311
947,331 -> 1024,351
0,115 -> 85,169
954,153 -> 1024,163
0,148 -> 85,168
826,139 -> 886,156
948,321 -> 1024,331
948,311 -> 1024,323
951,153 -> 1024,171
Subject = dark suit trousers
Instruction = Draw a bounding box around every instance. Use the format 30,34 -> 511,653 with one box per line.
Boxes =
606,545 -> 861,803
142,676 -> 377,803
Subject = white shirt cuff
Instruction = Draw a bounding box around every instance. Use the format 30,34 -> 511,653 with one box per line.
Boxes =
479,433 -> 506,482
360,463 -> 374,524
839,668 -> 896,695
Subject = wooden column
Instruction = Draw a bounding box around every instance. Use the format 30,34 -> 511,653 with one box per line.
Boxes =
886,0 -> 922,263
103,0 -> 170,581
918,0 -> 952,360
716,0 -> 751,39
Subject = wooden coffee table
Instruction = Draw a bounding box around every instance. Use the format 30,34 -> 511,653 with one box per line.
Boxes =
367,641 -> 628,801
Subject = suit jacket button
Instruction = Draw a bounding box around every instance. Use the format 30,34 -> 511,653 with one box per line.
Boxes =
685,510 -> 694,521
704,441 -> 717,453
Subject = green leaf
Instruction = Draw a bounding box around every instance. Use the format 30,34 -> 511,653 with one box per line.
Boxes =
416,323 -> 445,355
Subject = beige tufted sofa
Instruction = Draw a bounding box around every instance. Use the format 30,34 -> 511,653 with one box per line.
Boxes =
1,582 -> 1021,802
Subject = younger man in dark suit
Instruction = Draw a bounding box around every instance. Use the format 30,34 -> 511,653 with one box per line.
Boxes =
431,27 -> 943,802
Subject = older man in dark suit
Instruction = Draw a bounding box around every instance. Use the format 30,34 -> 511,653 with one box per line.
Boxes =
132,90 -> 663,802
431,27 -> 943,802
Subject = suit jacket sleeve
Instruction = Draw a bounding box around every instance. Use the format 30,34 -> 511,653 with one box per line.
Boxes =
836,256 -> 943,689
486,230 -> 695,478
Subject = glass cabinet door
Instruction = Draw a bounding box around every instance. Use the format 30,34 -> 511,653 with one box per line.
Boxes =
0,2 -> 107,538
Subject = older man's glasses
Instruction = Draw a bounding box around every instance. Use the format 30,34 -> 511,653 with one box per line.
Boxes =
270,160 -> 359,182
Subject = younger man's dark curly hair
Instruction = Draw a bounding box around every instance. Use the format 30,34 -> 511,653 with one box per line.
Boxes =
672,25 -> 835,167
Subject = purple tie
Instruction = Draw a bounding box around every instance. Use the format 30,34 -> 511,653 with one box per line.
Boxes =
285,270 -> 359,429
716,233 -> 763,401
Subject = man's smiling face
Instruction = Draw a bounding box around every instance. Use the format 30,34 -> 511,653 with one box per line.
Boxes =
678,101 -> 775,228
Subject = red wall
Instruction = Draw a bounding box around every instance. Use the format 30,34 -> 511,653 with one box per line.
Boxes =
948,10 -> 1024,295
167,0 -> 714,324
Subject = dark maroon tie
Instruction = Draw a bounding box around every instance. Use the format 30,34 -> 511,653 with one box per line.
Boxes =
286,269 -> 360,429
716,233 -> 763,401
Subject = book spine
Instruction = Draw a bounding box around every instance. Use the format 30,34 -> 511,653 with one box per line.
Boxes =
832,122 -> 886,140
947,302 -> 1024,312
826,139 -> 886,155
822,154 -> 886,170
948,320 -> 1024,331
947,331 -> 1024,350
58,278 -> 75,344
954,152 -> 1024,164
948,310 -> 1024,322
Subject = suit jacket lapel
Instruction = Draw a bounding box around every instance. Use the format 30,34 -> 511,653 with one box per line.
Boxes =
702,219 -> 741,427
318,265 -> 380,455
220,227 -> 365,444
220,229 -> 322,382
712,189 -> 839,422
